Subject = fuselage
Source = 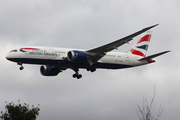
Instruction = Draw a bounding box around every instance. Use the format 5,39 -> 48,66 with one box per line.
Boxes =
6,46 -> 150,70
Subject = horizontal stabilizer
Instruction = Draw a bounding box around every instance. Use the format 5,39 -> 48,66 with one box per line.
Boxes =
138,51 -> 170,61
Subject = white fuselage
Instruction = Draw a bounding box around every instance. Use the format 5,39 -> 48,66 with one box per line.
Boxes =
6,46 -> 150,70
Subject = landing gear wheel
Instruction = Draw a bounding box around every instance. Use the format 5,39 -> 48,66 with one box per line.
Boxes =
73,74 -> 78,78
71,68 -> 82,79
72,73 -> 82,79
87,68 -> 96,72
19,66 -> 24,70
90,69 -> 96,72
77,74 -> 82,79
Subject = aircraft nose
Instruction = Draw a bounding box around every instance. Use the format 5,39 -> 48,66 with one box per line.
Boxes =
6,53 -> 11,60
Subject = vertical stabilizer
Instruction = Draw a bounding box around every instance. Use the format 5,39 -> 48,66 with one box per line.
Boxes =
128,31 -> 152,57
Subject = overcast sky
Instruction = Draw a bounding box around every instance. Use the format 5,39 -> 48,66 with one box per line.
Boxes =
0,0 -> 180,120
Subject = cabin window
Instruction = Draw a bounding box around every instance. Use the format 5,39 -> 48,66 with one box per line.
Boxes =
10,50 -> 17,52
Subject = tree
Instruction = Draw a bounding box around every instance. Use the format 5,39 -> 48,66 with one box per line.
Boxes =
0,100 -> 40,120
136,86 -> 164,120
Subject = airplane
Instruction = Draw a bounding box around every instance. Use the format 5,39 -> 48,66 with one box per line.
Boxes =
6,24 -> 170,79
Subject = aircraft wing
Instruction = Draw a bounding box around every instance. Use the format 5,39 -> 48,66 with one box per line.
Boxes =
86,24 -> 159,65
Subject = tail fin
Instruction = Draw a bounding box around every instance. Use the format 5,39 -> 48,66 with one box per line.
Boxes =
128,31 -> 152,57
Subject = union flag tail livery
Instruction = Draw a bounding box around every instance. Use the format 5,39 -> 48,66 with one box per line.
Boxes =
6,24 -> 170,79
128,31 -> 152,57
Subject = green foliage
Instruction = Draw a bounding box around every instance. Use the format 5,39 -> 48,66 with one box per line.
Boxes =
0,100 -> 40,120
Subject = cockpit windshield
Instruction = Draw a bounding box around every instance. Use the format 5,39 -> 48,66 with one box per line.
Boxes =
10,50 -> 17,52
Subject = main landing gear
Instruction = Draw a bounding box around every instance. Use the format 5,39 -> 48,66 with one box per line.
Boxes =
86,68 -> 96,72
17,62 -> 24,70
73,73 -> 82,79
71,67 -> 96,79
72,68 -> 82,79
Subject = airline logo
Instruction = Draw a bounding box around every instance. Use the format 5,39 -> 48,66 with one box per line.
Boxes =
129,31 -> 152,57
20,48 -> 40,52
20,47 -> 57,57
136,45 -> 149,51
136,34 -> 151,44
130,49 -> 146,57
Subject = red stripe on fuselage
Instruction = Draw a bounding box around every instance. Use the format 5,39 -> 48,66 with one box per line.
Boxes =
137,34 -> 151,44
20,48 -> 40,50
130,49 -> 145,57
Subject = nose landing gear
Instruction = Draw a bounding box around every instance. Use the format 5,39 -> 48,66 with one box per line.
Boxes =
17,62 -> 24,70
19,66 -> 24,70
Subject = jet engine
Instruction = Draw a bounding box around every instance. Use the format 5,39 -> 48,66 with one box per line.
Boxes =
67,50 -> 87,62
40,65 -> 60,76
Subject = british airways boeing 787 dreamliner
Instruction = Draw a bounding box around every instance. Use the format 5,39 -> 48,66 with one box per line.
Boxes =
6,24 -> 170,79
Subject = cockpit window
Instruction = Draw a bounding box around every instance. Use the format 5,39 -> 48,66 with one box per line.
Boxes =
10,50 -> 17,52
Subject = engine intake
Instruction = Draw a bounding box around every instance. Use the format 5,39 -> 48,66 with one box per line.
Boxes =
67,50 -> 87,62
40,65 -> 60,76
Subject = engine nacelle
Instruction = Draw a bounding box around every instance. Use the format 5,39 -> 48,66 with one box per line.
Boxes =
40,65 -> 60,76
67,50 -> 87,62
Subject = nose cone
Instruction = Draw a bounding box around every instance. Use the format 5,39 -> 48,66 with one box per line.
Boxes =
6,53 -> 11,61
